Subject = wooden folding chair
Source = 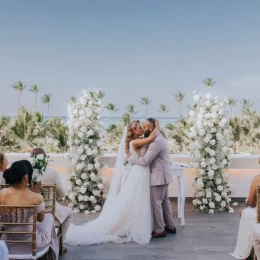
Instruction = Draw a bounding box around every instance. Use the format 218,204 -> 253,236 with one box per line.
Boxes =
42,185 -> 64,255
0,205 -> 49,259
253,186 -> 260,260
0,184 -> 9,190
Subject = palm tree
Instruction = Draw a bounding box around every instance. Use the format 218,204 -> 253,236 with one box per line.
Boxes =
157,104 -> 170,127
174,92 -> 185,116
140,97 -> 153,117
12,81 -> 27,114
229,117 -> 242,154
105,103 -> 119,123
41,94 -> 52,117
202,77 -> 216,88
29,84 -> 39,112
240,99 -> 254,115
126,104 -> 139,120
228,98 -> 236,117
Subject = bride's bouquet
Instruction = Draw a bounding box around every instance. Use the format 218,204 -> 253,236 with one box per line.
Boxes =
30,154 -> 49,184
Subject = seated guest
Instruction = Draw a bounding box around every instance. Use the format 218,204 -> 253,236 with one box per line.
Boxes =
0,152 -> 8,184
230,175 -> 260,259
0,160 -> 59,259
251,223 -> 260,259
31,148 -> 73,254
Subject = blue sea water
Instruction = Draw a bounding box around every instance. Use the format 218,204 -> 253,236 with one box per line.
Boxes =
43,116 -> 179,129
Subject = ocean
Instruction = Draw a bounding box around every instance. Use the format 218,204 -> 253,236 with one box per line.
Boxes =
43,116 -> 179,129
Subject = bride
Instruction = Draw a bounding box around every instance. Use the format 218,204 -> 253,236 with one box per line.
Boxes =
65,120 -> 159,246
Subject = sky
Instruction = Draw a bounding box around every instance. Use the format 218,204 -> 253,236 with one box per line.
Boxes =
0,0 -> 260,117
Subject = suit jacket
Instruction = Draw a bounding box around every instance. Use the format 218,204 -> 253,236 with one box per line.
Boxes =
42,168 -> 68,223
129,132 -> 173,186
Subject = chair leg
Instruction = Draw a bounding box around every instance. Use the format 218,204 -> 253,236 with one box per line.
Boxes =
177,177 -> 181,219
59,224 -> 64,255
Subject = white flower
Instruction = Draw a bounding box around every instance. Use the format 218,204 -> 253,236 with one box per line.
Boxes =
206,192 -> 212,198
97,183 -> 104,189
87,130 -> 94,136
202,198 -> 208,204
210,158 -> 216,164
229,207 -> 234,213
233,202 -> 238,206
221,201 -> 226,208
208,170 -> 214,179
201,162 -> 207,168
85,210 -> 90,215
79,204 -> 85,209
215,195 -> 221,202
88,164 -> 94,170
215,178 -> 222,185
193,199 -> 198,206
80,186 -> 87,194
87,149 -> 93,156
68,203 -> 73,208
217,185 -> 223,191
199,169 -> 205,175
95,205 -> 101,212
221,191 -> 227,197
81,173 -> 88,180
89,196 -> 96,201
84,196 -> 89,201
36,154 -> 44,160
91,210 -> 96,214
73,208 -> 80,213
76,179 -> 82,185
94,162 -> 101,169
209,209 -> 214,214
209,202 -> 215,209
69,194 -> 75,201
209,139 -> 216,145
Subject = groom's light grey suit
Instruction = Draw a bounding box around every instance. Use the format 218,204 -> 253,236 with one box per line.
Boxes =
129,132 -> 174,233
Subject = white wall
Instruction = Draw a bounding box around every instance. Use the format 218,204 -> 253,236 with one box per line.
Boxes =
6,153 -> 260,198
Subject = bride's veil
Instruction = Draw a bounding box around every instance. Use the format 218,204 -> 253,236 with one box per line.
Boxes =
99,126 -> 127,216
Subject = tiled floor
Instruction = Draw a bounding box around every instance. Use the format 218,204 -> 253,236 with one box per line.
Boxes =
60,202 -> 245,260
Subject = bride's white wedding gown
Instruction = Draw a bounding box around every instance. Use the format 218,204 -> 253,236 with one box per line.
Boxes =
65,143 -> 152,246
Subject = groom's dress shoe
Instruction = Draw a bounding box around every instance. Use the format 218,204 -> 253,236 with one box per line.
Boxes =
152,231 -> 166,238
165,226 -> 176,234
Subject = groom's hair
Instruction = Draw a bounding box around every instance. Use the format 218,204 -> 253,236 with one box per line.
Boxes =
146,118 -> 155,127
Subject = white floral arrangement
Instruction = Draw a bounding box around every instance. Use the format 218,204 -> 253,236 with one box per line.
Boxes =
188,91 -> 234,213
30,154 -> 49,184
66,90 -> 106,214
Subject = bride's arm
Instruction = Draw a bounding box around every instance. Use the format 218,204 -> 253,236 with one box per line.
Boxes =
132,121 -> 159,149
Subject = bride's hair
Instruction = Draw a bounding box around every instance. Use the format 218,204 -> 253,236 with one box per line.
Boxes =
125,120 -> 140,154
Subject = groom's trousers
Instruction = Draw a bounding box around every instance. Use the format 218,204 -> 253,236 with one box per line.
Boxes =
151,184 -> 174,233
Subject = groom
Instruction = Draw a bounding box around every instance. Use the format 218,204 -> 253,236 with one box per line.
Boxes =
128,118 -> 176,238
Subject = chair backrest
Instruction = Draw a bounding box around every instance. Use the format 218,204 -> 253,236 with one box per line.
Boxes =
0,184 -> 9,190
256,186 -> 260,223
0,205 -> 37,257
42,185 -> 56,215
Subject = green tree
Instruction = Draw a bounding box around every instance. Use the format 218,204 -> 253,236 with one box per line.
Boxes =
126,104 -> 139,120
202,77 -> 216,88
12,81 -> 27,114
157,104 -> 170,127
105,103 -> 119,120
228,98 -> 236,117
41,94 -> 52,117
140,97 -> 153,117
174,92 -> 185,116
29,84 -> 40,112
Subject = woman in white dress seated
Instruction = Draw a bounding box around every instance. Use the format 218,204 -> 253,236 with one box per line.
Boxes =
0,152 -> 8,184
230,174 -> 260,259
0,160 -> 59,259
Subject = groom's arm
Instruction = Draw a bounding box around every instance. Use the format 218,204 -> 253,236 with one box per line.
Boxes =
129,140 -> 160,166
